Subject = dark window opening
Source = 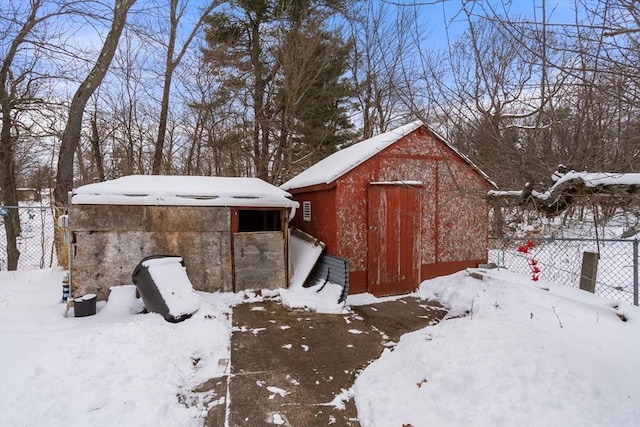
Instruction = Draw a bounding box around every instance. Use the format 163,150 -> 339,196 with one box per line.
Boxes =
238,210 -> 282,232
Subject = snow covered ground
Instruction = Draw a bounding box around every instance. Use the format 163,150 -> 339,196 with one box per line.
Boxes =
1,268 -> 638,426
0,269 -> 238,427
354,269 -> 640,427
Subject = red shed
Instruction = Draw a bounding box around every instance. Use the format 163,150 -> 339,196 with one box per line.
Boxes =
281,120 -> 496,296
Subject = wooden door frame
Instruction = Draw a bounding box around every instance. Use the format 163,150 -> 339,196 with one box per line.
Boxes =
367,183 -> 422,296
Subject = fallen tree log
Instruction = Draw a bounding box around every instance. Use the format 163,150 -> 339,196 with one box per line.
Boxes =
487,172 -> 640,217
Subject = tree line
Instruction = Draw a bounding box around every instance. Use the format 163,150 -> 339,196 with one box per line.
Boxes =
1,0 -> 638,269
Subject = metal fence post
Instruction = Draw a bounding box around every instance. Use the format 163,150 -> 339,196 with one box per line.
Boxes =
579,251 -> 599,293
634,239 -> 638,306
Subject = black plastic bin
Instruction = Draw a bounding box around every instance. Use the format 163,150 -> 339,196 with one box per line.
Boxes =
132,255 -> 194,323
74,294 -> 97,317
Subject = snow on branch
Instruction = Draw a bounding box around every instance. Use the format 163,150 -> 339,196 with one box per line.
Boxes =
487,170 -> 640,217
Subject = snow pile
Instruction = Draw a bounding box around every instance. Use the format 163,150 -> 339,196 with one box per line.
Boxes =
0,268 -> 239,427
280,279 -> 348,314
143,257 -> 201,318
354,269 -> 640,427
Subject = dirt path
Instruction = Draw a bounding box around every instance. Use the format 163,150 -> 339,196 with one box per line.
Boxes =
203,297 -> 446,426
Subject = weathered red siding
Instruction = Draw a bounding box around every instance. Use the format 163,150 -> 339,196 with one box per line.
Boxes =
289,187 -> 338,254
289,125 -> 492,296
436,158 -> 490,264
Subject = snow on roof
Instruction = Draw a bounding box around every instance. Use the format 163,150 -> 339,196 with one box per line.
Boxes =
280,120 -> 496,191
280,121 -> 423,191
72,175 -> 298,208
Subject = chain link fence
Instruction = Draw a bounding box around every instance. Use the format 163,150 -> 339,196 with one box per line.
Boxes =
3,205 -> 639,306
489,237 -> 639,306
0,205 -> 57,270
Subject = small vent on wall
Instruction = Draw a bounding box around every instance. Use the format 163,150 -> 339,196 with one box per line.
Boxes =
302,201 -> 311,221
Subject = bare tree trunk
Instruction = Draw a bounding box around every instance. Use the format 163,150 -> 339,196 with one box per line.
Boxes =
152,0 -> 219,174
248,14 -> 276,182
0,124 -> 21,270
491,204 -> 505,238
0,66 -> 22,271
75,143 -> 88,183
53,0 -> 136,266
0,66 -> 21,269
186,108 -> 207,175
0,0 -> 49,270
350,2 -> 408,140
151,56 -> 174,174
90,115 -> 106,181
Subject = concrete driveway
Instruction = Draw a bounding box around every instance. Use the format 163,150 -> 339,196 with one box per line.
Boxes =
201,297 -> 446,426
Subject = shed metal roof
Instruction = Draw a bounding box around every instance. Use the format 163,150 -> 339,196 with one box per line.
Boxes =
280,120 -> 496,191
72,175 -> 298,208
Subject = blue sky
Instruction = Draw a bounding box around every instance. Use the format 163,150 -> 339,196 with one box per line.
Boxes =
181,0 -> 584,53
391,0 -> 580,48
